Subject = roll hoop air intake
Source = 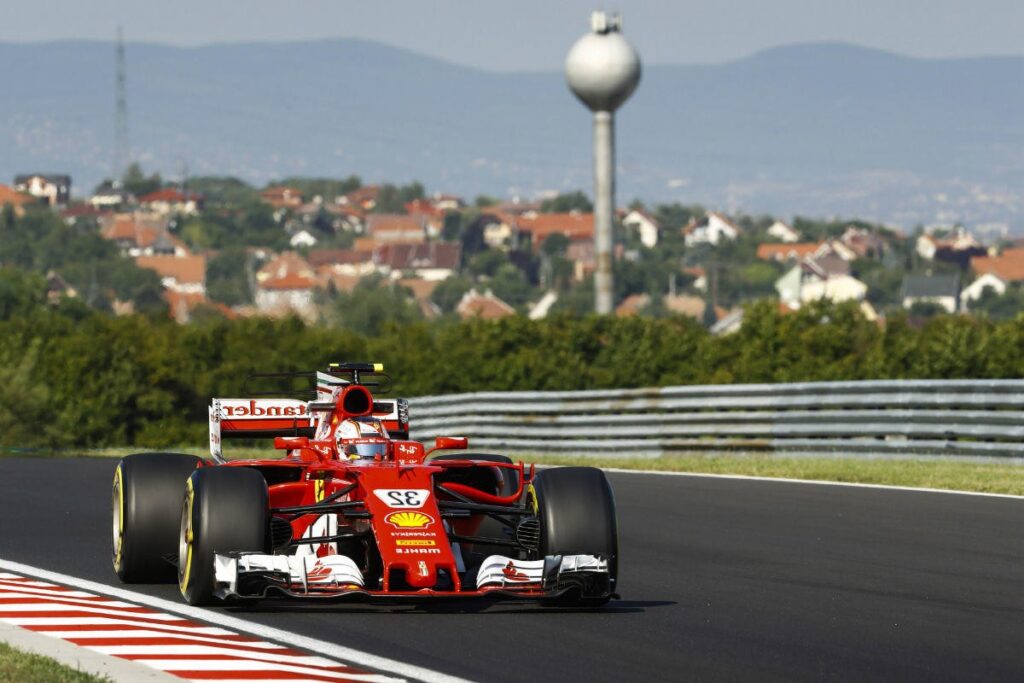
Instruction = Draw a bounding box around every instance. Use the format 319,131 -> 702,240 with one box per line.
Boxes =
308,384 -> 374,419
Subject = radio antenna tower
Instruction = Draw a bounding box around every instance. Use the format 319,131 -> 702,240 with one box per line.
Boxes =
114,26 -> 129,186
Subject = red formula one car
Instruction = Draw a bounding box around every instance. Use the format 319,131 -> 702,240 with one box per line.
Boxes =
111,363 -> 618,607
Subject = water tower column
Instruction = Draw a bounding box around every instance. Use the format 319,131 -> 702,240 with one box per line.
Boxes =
593,110 -> 614,313
565,12 -> 641,314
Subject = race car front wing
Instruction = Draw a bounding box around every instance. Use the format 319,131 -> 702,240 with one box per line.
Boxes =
213,551 -> 612,601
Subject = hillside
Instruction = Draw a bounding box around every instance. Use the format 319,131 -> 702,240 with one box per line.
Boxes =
1,39 -> 1021,229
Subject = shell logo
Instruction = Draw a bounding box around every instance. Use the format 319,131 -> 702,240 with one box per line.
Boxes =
385,511 -> 434,530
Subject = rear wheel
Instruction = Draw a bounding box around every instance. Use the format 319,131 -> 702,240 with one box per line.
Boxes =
531,466 -> 618,606
112,453 -> 204,583
178,467 -> 269,605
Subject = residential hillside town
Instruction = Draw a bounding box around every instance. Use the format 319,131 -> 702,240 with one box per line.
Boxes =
2,167 -> 1023,334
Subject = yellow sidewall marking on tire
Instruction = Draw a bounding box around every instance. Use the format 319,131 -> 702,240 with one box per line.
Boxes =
314,478 -> 325,502
112,465 -> 124,568
180,478 -> 195,594
526,483 -> 538,515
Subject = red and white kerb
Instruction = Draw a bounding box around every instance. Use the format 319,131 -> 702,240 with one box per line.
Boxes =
0,572 -> 401,682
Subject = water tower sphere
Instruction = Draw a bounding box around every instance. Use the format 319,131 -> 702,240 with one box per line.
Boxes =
565,22 -> 641,112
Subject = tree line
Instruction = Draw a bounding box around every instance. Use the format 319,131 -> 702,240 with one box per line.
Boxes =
0,298 -> 1021,449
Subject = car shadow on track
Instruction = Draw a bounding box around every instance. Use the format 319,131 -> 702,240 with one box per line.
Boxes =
224,598 -> 675,616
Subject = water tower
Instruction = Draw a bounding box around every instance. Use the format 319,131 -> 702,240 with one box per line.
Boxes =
565,12 -> 641,314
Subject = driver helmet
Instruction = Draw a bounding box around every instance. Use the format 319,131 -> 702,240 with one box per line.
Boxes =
335,417 -> 389,460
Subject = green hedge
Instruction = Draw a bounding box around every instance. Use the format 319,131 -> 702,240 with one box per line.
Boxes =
1,300 -> 1022,448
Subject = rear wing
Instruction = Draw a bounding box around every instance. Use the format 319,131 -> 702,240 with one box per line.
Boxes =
208,396 -> 409,460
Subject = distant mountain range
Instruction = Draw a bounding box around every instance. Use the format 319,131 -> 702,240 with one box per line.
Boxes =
1,39 -> 1021,231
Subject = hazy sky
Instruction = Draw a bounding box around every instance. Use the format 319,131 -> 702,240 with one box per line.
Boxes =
4,0 -> 1022,70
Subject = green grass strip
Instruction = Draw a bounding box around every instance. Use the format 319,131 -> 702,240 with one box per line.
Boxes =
0,642 -> 111,683
529,454 -> 1024,496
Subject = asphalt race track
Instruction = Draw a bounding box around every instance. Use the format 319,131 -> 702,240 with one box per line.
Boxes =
0,456 -> 1021,682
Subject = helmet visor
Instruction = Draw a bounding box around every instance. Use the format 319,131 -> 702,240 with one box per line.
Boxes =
345,441 -> 387,459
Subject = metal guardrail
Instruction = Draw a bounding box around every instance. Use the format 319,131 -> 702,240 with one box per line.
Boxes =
408,380 -> 1024,461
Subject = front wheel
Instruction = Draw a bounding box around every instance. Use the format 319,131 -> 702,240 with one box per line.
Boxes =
112,453 -> 204,583
531,466 -> 618,606
178,467 -> 269,605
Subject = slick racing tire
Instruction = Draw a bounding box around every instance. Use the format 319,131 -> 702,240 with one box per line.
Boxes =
431,453 -> 519,496
112,453 -> 205,583
531,466 -> 618,606
178,467 -> 268,606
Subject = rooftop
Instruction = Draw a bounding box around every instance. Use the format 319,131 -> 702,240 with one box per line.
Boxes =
970,248 -> 1024,283
135,254 -> 206,286
901,273 -> 960,299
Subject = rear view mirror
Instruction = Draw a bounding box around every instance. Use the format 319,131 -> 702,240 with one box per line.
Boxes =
434,436 -> 468,450
274,436 -> 309,450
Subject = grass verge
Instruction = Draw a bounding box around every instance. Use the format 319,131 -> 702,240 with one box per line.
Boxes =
529,454 -> 1024,496
0,642 -> 110,683
11,448 -> 1022,496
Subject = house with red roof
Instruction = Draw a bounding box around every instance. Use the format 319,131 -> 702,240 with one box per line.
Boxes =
254,252 -> 317,320
373,243 -> 460,281
339,186 -> 380,212
517,212 -> 594,245
260,186 -> 304,210
839,226 -> 887,259
165,291 -> 238,324
135,255 -> 206,296
0,184 -> 37,216
456,289 -> 516,320
100,213 -> 190,257
307,249 -> 375,277
365,214 -> 429,244
138,188 -> 203,216
756,242 -> 825,263
60,203 -> 105,225
963,248 -> 1024,303
405,199 -> 445,219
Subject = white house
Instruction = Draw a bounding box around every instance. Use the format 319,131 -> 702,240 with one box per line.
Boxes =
915,229 -> 981,261
528,291 -> 559,320
800,274 -> 868,304
255,276 -> 316,321
14,174 -> 71,206
683,212 -> 740,247
621,209 -> 660,248
900,274 -> 960,313
775,258 -> 867,308
289,229 -> 318,248
767,220 -> 800,243
479,213 -> 516,249
90,182 -> 133,208
961,273 -> 1007,303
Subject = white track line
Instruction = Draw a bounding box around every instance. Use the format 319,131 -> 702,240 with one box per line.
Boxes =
0,559 -> 474,683
598,468 -> 1024,499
